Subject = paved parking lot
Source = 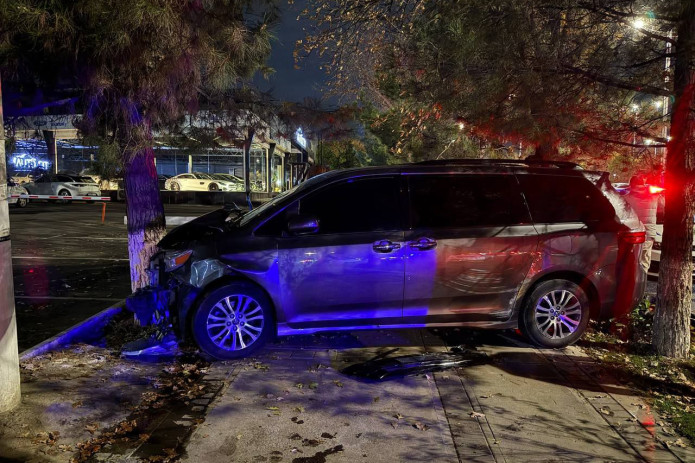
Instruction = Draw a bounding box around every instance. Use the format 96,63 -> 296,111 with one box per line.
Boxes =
9,201 -> 219,350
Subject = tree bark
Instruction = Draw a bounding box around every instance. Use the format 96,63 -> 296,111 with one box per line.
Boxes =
122,110 -> 166,292
654,3 -> 695,358
0,73 -> 21,412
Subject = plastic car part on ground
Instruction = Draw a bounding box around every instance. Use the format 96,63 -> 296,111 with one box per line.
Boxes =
121,332 -> 180,361
341,346 -> 488,380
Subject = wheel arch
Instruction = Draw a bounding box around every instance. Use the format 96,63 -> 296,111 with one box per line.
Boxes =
517,270 -> 601,322
182,274 -> 278,341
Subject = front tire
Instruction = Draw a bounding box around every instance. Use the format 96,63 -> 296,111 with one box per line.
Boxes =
208,183 -> 219,191
192,282 -> 274,360
16,198 -> 28,208
170,182 -> 180,191
58,189 -> 71,204
519,279 -> 591,348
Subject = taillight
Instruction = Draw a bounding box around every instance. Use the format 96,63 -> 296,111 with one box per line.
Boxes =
648,185 -> 665,194
619,231 -> 646,244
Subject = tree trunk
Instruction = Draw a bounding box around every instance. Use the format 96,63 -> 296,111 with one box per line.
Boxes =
654,4 -> 695,358
533,136 -> 559,160
244,127 -> 256,210
122,113 -> 166,292
0,73 -> 21,412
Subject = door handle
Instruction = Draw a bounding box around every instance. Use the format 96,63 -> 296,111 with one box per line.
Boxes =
373,240 -> 401,253
409,237 -> 437,251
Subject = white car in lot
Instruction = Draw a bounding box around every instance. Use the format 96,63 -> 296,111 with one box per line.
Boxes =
649,224 -> 695,278
23,173 -> 101,198
164,172 -> 241,191
7,182 -> 29,208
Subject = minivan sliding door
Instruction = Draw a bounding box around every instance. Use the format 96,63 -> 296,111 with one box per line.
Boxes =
403,173 -> 538,323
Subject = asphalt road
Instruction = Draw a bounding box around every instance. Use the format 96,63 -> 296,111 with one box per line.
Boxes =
9,201 -> 220,351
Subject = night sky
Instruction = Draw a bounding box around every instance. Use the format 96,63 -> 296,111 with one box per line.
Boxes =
253,0 -> 334,105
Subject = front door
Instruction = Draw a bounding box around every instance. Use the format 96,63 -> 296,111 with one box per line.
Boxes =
277,175 -> 405,328
403,173 -> 539,323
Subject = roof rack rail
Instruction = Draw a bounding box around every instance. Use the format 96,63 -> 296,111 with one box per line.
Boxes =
414,159 -> 583,170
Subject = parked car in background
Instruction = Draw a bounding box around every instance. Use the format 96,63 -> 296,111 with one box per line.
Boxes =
10,174 -> 34,185
128,160 -> 647,360
210,173 -> 244,191
612,182 -> 630,195
8,182 -> 29,208
23,173 -> 101,199
649,222 -> 695,279
158,174 -> 172,190
164,172 -> 241,191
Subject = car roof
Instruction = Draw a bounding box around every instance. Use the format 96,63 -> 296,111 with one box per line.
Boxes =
308,160 -> 603,183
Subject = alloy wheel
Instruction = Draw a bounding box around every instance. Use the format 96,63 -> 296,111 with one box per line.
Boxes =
206,294 -> 265,351
533,290 -> 582,340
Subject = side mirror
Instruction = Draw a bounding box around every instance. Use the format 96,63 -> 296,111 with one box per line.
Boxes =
288,214 -> 319,235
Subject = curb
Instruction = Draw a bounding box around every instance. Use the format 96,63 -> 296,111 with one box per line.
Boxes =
19,302 -> 124,361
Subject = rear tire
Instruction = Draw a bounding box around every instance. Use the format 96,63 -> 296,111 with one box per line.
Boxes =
208,183 -> 219,191
519,279 -> 591,348
16,198 -> 28,208
192,282 -> 274,360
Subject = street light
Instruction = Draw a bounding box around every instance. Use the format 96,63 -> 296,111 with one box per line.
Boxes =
632,18 -> 646,29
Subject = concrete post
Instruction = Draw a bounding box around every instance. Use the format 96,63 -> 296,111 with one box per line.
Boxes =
0,73 -> 21,412
266,144 -> 275,194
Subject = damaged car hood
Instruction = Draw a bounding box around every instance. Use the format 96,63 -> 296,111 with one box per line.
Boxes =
158,209 -> 234,250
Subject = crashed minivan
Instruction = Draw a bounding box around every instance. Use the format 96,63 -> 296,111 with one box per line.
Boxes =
127,160 -> 647,359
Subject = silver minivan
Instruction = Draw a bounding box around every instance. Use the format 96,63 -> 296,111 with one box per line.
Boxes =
127,160 -> 647,359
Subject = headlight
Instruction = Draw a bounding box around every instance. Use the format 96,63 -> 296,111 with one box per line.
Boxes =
164,249 -> 193,272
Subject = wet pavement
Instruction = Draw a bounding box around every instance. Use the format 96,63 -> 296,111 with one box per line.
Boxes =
9,201 -> 219,350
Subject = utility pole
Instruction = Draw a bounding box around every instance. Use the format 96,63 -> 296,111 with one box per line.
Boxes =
0,73 -> 21,412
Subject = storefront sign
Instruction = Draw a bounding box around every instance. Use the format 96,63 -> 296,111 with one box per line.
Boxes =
11,154 -> 51,171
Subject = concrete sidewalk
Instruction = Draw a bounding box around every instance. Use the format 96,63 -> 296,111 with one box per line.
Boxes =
175,330 -> 692,463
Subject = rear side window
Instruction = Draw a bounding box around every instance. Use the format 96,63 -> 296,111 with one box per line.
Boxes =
517,174 -> 615,224
408,174 -> 530,228
299,176 -> 401,234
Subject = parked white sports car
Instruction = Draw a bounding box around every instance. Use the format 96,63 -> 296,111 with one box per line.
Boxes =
24,173 -> 101,198
164,172 -> 240,192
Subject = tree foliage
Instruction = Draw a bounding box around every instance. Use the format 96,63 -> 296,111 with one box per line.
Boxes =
1,0 -> 278,289
303,0 -> 675,159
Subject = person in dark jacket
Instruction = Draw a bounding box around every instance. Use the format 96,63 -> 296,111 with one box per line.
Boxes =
625,174 -> 659,273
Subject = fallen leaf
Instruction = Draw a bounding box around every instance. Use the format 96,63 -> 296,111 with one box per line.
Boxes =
309,382 -> 319,390
413,421 -> 430,431
333,380 -> 343,388
394,413 -> 404,420
469,412 -> 485,419
85,423 -> 99,434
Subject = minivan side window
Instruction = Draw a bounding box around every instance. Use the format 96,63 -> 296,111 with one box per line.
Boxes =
517,174 -> 615,224
408,174 -> 530,228
299,176 -> 401,234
